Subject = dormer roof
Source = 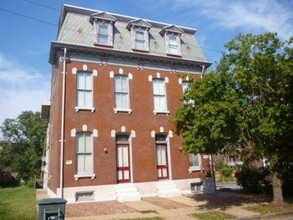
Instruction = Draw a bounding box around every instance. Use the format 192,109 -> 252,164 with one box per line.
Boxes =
159,25 -> 184,36
126,19 -> 152,30
89,12 -> 117,23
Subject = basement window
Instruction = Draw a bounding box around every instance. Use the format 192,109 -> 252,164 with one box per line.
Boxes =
76,191 -> 94,202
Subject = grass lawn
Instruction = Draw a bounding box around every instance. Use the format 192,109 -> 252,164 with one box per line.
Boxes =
191,211 -> 235,220
244,204 -> 279,214
0,186 -> 36,220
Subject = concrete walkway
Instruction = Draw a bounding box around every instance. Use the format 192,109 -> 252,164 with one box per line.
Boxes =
36,189 -> 292,220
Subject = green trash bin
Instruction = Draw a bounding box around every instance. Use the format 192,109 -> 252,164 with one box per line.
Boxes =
37,198 -> 67,220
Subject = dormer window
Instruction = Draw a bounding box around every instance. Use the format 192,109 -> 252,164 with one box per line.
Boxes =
127,19 -> 152,52
90,12 -> 117,47
160,25 -> 183,56
97,22 -> 110,45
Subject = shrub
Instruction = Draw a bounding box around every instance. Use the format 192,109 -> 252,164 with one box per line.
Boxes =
282,162 -> 293,195
221,166 -> 234,178
235,165 -> 271,194
26,179 -> 35,188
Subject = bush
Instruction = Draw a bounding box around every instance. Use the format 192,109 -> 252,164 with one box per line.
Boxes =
26,179 -> 35,188
235,165 -> 272,194
222,166 -> 234,178
282,163 -> 293,195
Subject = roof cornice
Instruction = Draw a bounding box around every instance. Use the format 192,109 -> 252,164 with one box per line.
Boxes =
49,41 -> 212,68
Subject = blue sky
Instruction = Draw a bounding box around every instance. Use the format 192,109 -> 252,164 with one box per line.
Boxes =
0,0 -> 292,129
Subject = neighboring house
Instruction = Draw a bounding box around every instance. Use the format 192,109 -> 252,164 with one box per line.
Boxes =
42,4 -> 215,203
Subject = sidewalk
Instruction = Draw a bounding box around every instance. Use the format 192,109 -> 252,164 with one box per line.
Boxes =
36,189 -> 293,220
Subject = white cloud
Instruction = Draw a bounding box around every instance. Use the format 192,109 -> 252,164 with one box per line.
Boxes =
173,0 -> 293,40
0,53 -> 50,129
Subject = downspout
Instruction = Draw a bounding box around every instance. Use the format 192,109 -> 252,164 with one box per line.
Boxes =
60,47 -> 67,198
201,65 -> 206,78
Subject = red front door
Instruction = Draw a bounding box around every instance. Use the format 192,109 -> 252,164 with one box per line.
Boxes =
117,144 -> 130,183
156,144 -> 169,179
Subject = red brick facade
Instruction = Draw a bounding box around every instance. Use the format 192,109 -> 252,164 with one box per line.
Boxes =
44,5 -> 215,202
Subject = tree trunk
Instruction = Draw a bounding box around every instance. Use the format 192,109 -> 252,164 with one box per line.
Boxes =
271,169 -> 284,204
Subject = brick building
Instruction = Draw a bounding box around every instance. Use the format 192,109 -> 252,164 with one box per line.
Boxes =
42,4 -> 215,203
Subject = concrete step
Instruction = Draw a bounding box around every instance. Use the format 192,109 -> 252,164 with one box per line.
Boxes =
157,180 -> 181,197
116,183 -> 141,202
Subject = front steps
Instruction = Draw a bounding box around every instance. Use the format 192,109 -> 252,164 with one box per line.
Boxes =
157,180 -> 181,197
116,183 -> 141,202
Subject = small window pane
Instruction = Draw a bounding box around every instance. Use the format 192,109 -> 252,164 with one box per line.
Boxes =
124,170 -> 129,179
85,134 -> 91,152
135,31 -> 144,40
122,147 -> 128,166
182,81 -> 189,93
135,30 -> 145,50
99,23 -> 108,35
189,154 -> 200,167
77,135 -> 84,152
84,74 -> 92,90
97,23 -> 109,44
154,96 -> 166,111
84,154 -> 92,172
153,79 -> 165,95
168,35 -> 178,54
77,155 -> 84,173
169,35 -> 177,45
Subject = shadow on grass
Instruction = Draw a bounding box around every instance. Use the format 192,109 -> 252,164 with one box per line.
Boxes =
188,189 -> 272,211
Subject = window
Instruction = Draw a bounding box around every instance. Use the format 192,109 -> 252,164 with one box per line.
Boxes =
97,22 -> 110,45
76,191 -> 94,202
152,79 -> 168,113
76,72 -> 93,109
166,33 -> 181,55
160,25 -> 183,56
90,12 -> 116,47
76,132 -> 93,175
188,154 -> 201,171
127,19 -> 151,52
132,28 -> 149,51
182,81 -> 189,93
114,75 -> 130,111
135,30 -> 145,50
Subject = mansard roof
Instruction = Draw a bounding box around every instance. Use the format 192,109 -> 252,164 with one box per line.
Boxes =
52,4 -> 211,67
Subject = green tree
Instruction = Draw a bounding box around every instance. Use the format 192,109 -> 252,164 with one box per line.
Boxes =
174,33 -> 293,204
0,111 -> 47,181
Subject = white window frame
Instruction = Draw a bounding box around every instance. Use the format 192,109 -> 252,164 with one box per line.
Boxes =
188,153 -> 202,172
131,27 -> 149,51
165,32 -> 181,56
74,132 -> 95,180
114,74 -> 132,113
94,20 -> 114,46
152,78 -> 169,114
75,71 -> 95,112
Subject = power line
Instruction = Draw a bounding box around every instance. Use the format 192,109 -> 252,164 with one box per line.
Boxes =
21,0 -> 60,12
0,8 -> 56,27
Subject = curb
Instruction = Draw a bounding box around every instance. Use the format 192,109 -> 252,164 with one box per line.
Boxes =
237,211 -> 293,220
